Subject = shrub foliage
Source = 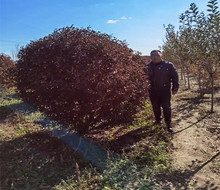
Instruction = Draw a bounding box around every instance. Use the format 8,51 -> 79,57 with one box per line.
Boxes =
17,26 -> 148,132
0,54 -> 16,88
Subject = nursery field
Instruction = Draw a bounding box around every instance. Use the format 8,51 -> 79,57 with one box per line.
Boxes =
1,76 -> 220,189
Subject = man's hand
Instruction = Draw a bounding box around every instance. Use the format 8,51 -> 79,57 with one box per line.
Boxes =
172,91 -> 177,95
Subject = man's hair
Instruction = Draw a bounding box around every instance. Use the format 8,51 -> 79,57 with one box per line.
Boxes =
150,50 -> 162,55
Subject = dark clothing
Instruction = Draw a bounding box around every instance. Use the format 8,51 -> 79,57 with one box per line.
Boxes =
150,88 -> 171,124
146,60 -> 179,92
144,60 -> 179,124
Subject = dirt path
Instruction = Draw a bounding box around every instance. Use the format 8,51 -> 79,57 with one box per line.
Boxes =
168,80 -> 220,189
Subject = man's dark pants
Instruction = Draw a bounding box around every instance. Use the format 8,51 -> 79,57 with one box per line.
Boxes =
149,88 -> 171,124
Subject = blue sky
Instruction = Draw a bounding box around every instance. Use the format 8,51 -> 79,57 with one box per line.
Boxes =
0,0 -> 208,58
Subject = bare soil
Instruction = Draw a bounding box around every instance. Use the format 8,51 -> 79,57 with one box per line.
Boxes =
163,79 -> 220,189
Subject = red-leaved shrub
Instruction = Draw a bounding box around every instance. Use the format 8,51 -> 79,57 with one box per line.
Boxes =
17,26 -> 149,133
0,54 -> 16,88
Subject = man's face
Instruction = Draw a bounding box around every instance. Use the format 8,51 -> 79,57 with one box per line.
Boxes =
150,51 -> 162,63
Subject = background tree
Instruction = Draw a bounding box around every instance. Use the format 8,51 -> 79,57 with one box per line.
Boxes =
162,0 -> 220,112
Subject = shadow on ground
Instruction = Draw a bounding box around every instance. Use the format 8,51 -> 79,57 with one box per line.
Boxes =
86,123 -> 172,154
157,152 -> 220,190
174,113 -> 210,134
0,106 -> 14,120
172,94 -> 211,126
0,104 -> 91,190
0,130 -> 89,190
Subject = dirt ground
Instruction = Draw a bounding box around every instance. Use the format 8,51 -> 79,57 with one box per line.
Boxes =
165,78 -> 220,189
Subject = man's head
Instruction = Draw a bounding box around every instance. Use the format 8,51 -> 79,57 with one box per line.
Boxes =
150,50 -> 162,64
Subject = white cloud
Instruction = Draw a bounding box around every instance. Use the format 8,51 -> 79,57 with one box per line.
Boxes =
120,16 -> 133,20
107,16 -> 133,24
120,16 -> 127,20
107,19 -> 119,24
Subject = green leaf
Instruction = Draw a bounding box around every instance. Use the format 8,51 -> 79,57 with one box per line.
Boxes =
207,4 -> 213,9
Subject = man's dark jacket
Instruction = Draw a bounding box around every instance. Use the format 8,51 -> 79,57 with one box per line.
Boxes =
144,60 -> 179,92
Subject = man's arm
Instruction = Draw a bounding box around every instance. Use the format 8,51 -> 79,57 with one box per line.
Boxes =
170,63 -> 179,94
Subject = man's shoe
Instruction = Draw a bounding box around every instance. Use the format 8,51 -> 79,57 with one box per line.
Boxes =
166,124 -> 174,133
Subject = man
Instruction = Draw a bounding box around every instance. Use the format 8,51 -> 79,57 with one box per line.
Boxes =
144,50 -> 179,132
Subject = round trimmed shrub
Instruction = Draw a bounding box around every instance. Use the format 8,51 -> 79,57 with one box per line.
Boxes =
0,54 -> 16,88
17,26 -> 149,133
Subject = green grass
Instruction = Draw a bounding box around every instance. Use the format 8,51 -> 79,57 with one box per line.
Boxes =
0,87 -> 173,190
0,88 -> 21,106
0,108 -> 95,189
54,101 -> 173,190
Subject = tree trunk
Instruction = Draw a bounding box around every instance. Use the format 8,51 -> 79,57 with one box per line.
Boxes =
183,69 -> 187,86
181,66 -> 183,80
186,66 -> 190,89
197,64 -> 203,97
211,72 -> 214,113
